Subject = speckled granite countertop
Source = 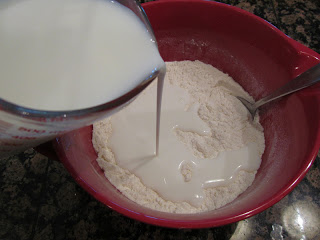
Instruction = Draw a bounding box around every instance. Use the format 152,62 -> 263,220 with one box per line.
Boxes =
1,0 -> 320,239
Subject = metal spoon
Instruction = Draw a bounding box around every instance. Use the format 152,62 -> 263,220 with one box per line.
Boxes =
237,63 -> 320,119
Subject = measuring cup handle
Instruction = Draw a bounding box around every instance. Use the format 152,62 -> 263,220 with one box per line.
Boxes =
34,141 -> 60,161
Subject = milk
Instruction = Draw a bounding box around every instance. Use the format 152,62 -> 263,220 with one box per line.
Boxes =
0,0 -> 164,111
109,79 -> 262,207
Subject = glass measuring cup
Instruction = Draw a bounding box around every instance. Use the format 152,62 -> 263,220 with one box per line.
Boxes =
0,0 -> 161,158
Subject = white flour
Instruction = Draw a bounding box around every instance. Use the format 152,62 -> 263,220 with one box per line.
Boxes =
93,61 -> 265,213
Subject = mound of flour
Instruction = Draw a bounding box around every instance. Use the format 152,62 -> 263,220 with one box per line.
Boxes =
93,60 -> 265,213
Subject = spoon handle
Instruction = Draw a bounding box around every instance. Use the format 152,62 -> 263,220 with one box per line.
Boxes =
255,63 -> 320,108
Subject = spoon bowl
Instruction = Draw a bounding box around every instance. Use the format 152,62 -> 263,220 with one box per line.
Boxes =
238,63 -> 320,119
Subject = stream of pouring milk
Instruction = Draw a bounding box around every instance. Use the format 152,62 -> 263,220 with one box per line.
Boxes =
0,0 -> 164,111
155,69 -> 166,155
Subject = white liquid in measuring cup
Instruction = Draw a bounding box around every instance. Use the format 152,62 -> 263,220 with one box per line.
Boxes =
0,0 -> 165,156
0,0 -> 164,110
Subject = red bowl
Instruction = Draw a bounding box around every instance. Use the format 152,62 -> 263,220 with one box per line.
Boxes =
54,0 -> 320,228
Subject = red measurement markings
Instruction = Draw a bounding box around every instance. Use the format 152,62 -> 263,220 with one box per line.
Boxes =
29,117 -> 67,122
0,139 -> 23,150
18,127 -> 46,134
30,117 -> 68,122
11,136 -> 37,140
28,117 -> 47,122
49,117 -> 67,122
